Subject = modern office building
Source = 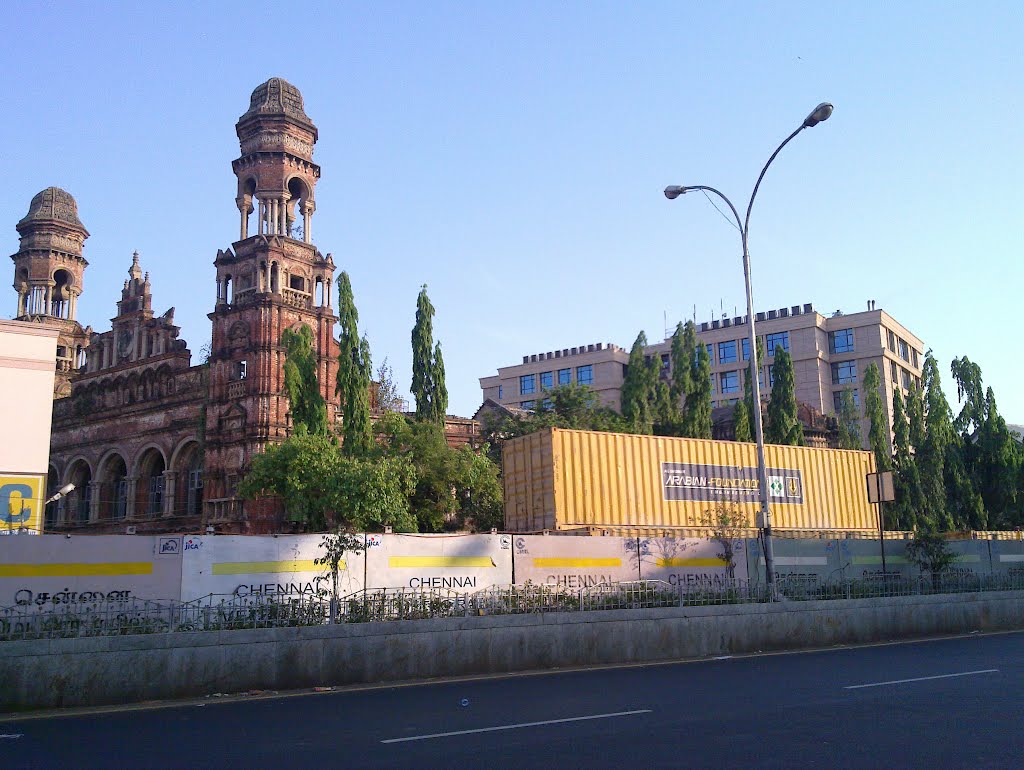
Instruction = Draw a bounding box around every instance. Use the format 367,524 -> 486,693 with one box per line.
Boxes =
478,302 -> 925,449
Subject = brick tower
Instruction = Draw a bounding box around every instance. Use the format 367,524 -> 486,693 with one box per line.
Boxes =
204,78 -> 339,526
10,187 -> 91,397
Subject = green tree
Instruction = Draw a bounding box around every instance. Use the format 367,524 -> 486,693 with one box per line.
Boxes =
890,389 -> 925,530
669,322 -> 693,418
919,351 -> 954,531
698,501 -> 750,579
862,362 -> 891,472
732,398 -> 752,442
765,348 -> 803,446
835,387 -> 863,450
621,331 -> 656,434
315,530 -> 365,620
373,357 -> 404,414
411,285 -> 447,424
335,272 -> 372,456
282,325 -> 328,436
905,531 -> 956,589
683,341 -> 712,438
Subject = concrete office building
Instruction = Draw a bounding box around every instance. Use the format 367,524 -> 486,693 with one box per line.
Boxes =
478,302 -> 925,449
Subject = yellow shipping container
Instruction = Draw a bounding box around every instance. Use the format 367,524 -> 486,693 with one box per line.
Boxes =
503,428 -> 878,532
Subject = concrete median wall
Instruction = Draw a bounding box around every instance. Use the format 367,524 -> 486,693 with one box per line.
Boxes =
4,591 -> 1024,711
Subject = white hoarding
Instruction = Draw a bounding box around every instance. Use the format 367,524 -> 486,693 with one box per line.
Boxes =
0,534 -> 184,608
638,537 -> 748,587
511,536 -> 641,587
179,534 -> 366,601
364,533 -> 512,591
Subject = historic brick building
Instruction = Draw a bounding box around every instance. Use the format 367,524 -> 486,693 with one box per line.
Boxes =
10,78 -> 364,535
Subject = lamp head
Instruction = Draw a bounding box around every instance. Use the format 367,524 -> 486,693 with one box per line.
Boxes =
58,483 -> 75,496
663,185 -> 687,200
803,102 -> 833,128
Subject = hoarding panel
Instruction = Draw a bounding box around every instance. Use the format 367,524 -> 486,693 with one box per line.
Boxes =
0,534 -> 183,608
841,539 -> 916,580
0,473 -> 45,536
511,535 -> 640,588
179,535 -> 365,601
639,537 -> 749,587
365,533 -> 512,591
992,541 -> 1024,576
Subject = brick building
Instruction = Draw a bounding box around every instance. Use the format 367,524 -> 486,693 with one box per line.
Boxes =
9,78 -> 469,535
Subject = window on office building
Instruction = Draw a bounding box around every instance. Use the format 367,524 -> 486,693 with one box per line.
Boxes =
833,389 -> 860,412
521,400 -> 535,410
767,365 -> 775,388
831,360 -> 857,385
558,368 -> 571,385
540,371 -> 553,389
741,338 -> 751,361
829,328 -> 854,354
498,385 -> 503,400
660,353 -> 670,370
911,349 -> 919,368
898,338 -> 909,362
576,365 -> 593,385
901,369 -> 911,390
718,340 -> 737,364
520,374 -> 535,395
888,330 -> 897,353
890,361 -> 898,384
766,332 -> 789,356
720,370 -> 739,394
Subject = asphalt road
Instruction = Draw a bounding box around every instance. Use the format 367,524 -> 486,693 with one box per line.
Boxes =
3,631 -> 1024,769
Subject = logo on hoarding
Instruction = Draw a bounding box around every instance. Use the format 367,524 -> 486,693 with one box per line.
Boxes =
661,462 -> 804,505
184,538 -> 201,551
159,537 -> 180,554
366,535 -> 383,547
499,535 -> 511,549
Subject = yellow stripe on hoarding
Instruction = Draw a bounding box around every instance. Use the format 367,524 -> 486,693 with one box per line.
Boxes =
852,556 -> 909,565
211,559 -> 333,575
655,557 -> 727,568
532,558 -> 622,568
388,556 -> 495,568
0,562 -> 153,578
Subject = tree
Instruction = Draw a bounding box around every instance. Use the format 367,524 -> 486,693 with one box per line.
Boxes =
698,501 -> 750,580
919,351 -> 954,531
237,428 -> 417,532
335,272 -> 372,455
905,532 -> 956,590
765,348 -> 803,446
683,341 -> 712,439
862,362 -> 891,472
732,398 -> 752,443
621,331 -> 656,434
668,322 -> 693,418
890,389 -> 925,530
281,325 -> 328,436
734,337 -> 764,444
411,285 -> 447,424
373,357 -> 404,414
835,387 -> 863,451
315,530 -> 365,620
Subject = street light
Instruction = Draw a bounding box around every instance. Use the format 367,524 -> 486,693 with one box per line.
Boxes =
664,102 -> 833,596
45,483 -> 75,505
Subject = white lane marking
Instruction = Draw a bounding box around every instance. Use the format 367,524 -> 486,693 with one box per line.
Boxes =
844,669 -> 999,690
381,709 -> 652,744
0,734 -> 24,739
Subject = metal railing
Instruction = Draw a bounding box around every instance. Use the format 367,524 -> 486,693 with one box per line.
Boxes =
4,572 -> 1024,642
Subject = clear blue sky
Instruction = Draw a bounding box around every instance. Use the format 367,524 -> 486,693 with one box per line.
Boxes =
2,2 -> 1021,422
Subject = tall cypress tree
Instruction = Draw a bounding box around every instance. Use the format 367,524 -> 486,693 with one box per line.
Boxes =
920,351 -> 954,531
335,272 -> 372,455
891,389 -> 924,530
430,341 -> 448,423
765,348 -> 803,445
669,323 -> 692,418
621,331 -> 655,434
835,387 -> 863,450
282,324 -> 328,436
683,341 -> 712,439
411,285 -> 442,424
863,362 -> 891,473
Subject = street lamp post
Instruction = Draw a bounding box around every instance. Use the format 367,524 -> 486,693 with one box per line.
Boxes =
664,102 -> 833,597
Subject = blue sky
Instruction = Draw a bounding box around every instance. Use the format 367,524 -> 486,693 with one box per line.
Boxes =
2,2 -> 1021,422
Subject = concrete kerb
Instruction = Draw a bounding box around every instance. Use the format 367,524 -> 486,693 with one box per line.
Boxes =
4,591 -> 1024,711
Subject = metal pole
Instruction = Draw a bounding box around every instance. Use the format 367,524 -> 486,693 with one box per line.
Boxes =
877,475 -> 887,577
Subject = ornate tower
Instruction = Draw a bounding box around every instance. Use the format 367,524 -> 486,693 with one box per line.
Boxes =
204,78 -> 339,523
10,187 -> 92,397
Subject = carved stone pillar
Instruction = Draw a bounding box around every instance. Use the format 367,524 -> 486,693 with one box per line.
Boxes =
162,471 -> 178,517
88,481 -> 101,522
124,477 -> 138,520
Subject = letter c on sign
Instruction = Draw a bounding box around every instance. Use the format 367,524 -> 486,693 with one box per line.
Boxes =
0,483 -> 33,524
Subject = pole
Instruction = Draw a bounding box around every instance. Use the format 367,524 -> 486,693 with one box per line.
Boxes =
877,475 -> 887,577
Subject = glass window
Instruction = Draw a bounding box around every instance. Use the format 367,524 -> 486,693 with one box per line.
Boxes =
718,340 -> 737,364
911,349 -> 919,368
542,397 -> 553,409
660,353 -> 670,370
576,365 -> 593,385
833,389 -> 861,412
709,373 -> 715,394
831,360 -> 857,385
521,400 -> 535,409
891,361 -> 898,383
722,397 -> 739,406
520,374 -> 536,395
558,368 -> 571,385
888,330 -> 897,353
829,328 -> 854,354
766,332 -> 789,356
898,338 -> 909,362
768,365 -> 775,388
741,338 -> 751,361
540,371 -> 553,389
498,385 -> 503,400
901,369 -> 911,389
719,370 -> 740,394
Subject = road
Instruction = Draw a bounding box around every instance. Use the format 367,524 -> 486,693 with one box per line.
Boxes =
3,631 -> 1023,768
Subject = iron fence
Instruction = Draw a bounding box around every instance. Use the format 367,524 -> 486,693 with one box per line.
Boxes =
4,571 -> 1024,642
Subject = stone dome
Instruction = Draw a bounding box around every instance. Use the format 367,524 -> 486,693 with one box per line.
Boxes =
240,78 -> 313,125
18,187 -> 85,230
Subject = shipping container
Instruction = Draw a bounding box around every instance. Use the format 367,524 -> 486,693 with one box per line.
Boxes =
503,428 -> 879,533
